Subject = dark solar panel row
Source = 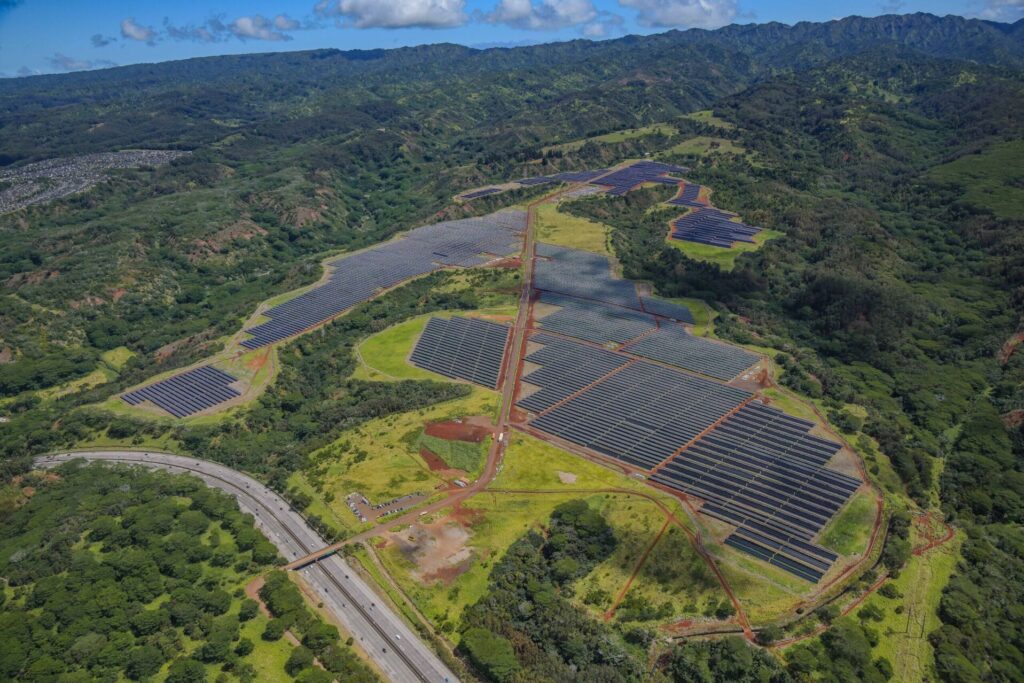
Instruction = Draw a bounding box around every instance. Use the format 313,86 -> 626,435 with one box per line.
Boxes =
666,181 -> 706,208
650,401 -> 859,581
409,316 -> 510,389
639,297 -> 695,323
122,365 -> 240,418
671,207 -> 761,248
531,360 -> 750,470
534,243 -> 641,309
517,334 -> 629,413
459,187 -> 502,200
622,325 -> 758,381
591,160 -> 688,196
537,292 -> 657,345
241,210 -> 525,349
516,168 -> 610,187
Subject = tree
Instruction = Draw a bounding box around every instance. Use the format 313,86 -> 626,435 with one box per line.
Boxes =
166,658 -> 207,683
461,628 -> 520,682
285,647 -> 315,677
125,646 -> 165,680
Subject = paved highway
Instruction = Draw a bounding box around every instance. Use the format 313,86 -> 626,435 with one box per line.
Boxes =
35,451 -> 458,683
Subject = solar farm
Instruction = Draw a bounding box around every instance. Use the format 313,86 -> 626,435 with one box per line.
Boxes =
409,316 -> 511,389
515,234 -> 860,582
241,210 -> 526,349
670,208 -> 762,248
122,365 -> 240,418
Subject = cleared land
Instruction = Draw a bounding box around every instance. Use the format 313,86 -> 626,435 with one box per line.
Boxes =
534,202 -> 611,255
660,135 -> 746,158
667,226 -> 784,270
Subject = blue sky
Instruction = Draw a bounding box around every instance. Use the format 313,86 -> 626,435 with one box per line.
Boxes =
1,0 -> 1018,77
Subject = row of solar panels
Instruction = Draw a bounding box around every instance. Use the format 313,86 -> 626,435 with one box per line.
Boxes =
241,210 -> 526,349
671,208 -> 761,248
409,316 -> 511,389
666,182 -> 706,208
122,366 -> 240,418
592,160 -> 687,195
650,401 -> 859,582
621,325 -> 759,382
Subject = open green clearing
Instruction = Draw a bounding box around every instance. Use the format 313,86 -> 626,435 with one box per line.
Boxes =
36,346 -> 134,400
660,135 -> 746,158
542,124 -> 672,153
418,432 -> 486,473
931,139 -> 1024,219
681,110 -> 736,129
853,526 -> 963,682
535,202 -> 611,254
820,489 -> 877,556
667,226 -> 784,270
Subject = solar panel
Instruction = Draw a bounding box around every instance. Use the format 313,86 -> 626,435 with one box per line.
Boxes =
650,401 -> 859,582
409,316 -> 510,389
536,293 -> 657,346
670,208 -> 761,248
122,365 -> 241,418
590,161 -> 688,195
241,210 -> 526,349
622,325 -> 758,381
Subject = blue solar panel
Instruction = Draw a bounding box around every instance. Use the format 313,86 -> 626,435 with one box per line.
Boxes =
122,366 -> 240,418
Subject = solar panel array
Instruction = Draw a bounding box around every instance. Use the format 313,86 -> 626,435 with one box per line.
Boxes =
241,210 -> 526,349
591,161 -> 688,196
516,169 -> 611,187
410,316 -> 510,389
518,334 -> 629,413
122,366 -> 240,418
666,182 -> 707,208
622,326 -> 758,381
534,243 -> 641,308
537,292 -> 657,345
670,208 -> 761,248
521,337 -> 751,469
651,402 -> 859,581
639,297 -> 695,323
459,187 -> 502,200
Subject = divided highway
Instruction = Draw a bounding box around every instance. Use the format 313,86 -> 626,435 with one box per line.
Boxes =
35,451 -> 458,683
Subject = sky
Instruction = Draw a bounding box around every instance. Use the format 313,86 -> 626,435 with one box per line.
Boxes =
1,0 -> 1020,77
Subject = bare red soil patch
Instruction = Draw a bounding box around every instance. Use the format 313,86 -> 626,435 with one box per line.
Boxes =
424,418 -> 492,443
419,446 -> 452,473
488,256 -> 521,269
246,349 -> 270,372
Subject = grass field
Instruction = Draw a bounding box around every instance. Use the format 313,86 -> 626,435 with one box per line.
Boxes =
681,110 -> 736,129
931,139 -> 1024,219
37,346 -> 135,400
418,433 -> 487,474
535,202 -> 611,254
660,135 -> 746,158
542,124 -> 671,153
820,489 -> 877,556
853,524 -> 962,682
304,386 -> 498,522
667,227 -> 784,271
574,505 -> 728,626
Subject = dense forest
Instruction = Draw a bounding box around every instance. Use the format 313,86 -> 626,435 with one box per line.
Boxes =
0,462 -> 373,681
0,10 -> 1022,682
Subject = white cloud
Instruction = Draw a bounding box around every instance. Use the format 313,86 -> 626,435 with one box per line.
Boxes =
120,17 -> 156,43
582,13 -> 625,36
489,0 -> 597,30
230,14 -> 293,41
978,0 -> 1024,21
315,0 -> 468,28
618,0 -> 738,28
274,13 -> 301,30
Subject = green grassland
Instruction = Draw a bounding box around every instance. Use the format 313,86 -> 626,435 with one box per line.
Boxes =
535,202 -> 612,254
574,505 -> 728,626
660,135 -> 747,158
820,489 -> 877,556
854,526 -> 963,682
681,110 -> 736,129
418,432 -> 487,473
931,139 -> 1024,219
36,346 -> 134,400
668,226 -> 784,271
542,124 -> 672,153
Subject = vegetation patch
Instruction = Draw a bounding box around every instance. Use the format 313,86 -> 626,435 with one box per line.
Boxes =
534,202 -> 611,255
820,489 -> 877,556
931,139 -> 1024,219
